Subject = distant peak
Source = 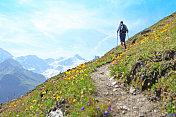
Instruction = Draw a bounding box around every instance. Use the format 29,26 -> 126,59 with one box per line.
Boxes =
74,54 -> 85,60
1,58 -> 22,68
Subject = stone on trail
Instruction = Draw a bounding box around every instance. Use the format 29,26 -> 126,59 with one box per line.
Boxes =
130,86 -> 135,94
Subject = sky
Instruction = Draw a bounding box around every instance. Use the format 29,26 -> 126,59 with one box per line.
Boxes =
0,0 -> 175,60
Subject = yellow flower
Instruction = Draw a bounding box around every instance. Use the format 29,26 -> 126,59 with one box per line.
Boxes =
33,100 -> 36,103
60,90 -> 63,94
42,91 -> 46,95
73,99 -> 76,102
14,105 -> 16,107
81,78 -> 84,80
72,76 -> 76,80
56,96 -> 61,100
80,70 -> 84,73
141,40 -> 144,44
172,106 -> 175,109
148,83 -> 150,86
9,105 -> 11,108
84,74 -> 88,77
30,106 -> 33,109
76,70 -> 79,74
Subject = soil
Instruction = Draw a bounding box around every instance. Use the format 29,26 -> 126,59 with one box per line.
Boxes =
91,63 -> 166,117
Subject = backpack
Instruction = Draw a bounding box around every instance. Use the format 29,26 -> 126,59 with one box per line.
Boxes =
120,24 -> 127,33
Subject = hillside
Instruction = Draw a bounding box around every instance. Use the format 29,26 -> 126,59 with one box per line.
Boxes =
0,59 -> 46,104
0,12 -> 175,116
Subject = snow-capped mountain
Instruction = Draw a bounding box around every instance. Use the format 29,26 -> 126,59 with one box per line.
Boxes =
42,54 -> 87,78
15,55 -> 50,73
14,54 -> 87,78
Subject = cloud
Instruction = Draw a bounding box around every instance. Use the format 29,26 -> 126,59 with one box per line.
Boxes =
30,3 -> 107,36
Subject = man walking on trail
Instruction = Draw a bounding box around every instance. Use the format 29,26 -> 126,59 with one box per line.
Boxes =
117,21 -> 128,49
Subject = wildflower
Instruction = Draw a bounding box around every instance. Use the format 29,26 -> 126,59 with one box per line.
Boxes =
148,83 -> 150,86
173,113 -> 175,116
172,106 -> 175,109
76,70 -> 79,74
73,99 -> 76,102
37,112 -> 39,114
56,96 -> 60,100
30,106 -> 33,109
44,110 -> 46,113
9,105 -> 11,108
97,107 -> 100,111
169,113 -> 172,116
84,74 -> 88,77
33,100 -> 36,103
72,76 -> 76,80
14,105 -> 16,107
141,40 -> 144,44
81,107 -> 85,110
42,91 -> 46,95
81,78 -> 84,80
105,111 -> 109,115
108,107 -> 112,111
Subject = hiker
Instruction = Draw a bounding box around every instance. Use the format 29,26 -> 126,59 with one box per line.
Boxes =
117,21 -> 128,49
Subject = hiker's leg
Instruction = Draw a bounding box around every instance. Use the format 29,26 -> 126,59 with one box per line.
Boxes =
122,33 -> 126,47
120,33 -> 123,46
124,41 -> 127,49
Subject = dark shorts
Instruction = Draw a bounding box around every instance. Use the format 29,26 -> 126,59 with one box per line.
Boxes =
120,33 -> 126,42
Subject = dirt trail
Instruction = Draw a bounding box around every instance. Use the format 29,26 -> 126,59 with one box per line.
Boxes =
91,63 -> 165,117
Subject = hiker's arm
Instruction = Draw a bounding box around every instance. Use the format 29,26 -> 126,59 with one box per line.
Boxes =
126,25 -> 129,33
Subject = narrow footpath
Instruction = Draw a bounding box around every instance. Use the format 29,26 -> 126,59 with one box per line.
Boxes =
91,63 -> 165,117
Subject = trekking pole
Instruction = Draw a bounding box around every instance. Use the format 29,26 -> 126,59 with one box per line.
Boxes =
127,33 -> 129,40
117,32 -> 118,47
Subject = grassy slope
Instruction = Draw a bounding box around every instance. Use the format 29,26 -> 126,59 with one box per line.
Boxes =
0,12 -> 175,116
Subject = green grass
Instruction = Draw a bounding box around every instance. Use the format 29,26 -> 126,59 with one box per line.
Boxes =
0,12 -> 176,116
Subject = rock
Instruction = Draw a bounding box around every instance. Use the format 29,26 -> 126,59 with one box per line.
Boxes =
105,92 -> 109,96
130,86 -> 135,94
48,109 -> 63,117
114,85 -> 120,88
113,88 -> 117,92
121,83 -> 125,87
122,105 -> 130,110
110,76 -> 114,81
112,82 -> 117,86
